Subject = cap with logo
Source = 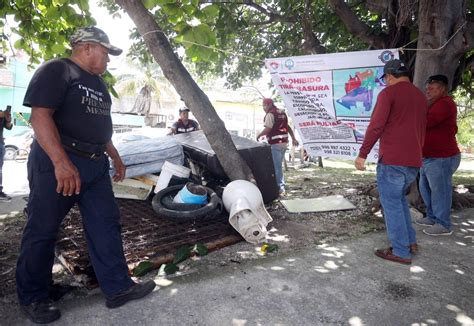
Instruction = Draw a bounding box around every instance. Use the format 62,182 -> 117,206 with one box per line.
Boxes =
426,74 -> 448,85
179,107 -> 190,113
381,59 -> 409,79
70,26 -> 122,56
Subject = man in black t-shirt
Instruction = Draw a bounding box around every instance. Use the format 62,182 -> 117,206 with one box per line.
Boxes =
16,27 -> 155,324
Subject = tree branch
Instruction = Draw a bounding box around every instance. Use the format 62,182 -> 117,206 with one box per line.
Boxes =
328,0 -> 387,48
115,0 -> 255,181
202,0 -> 297,24
301,0 -> 326,54
463,15 -> 474,52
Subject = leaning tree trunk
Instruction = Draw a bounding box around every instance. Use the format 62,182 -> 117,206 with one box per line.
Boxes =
413,0 -> 473,89
115,0 -> 254,181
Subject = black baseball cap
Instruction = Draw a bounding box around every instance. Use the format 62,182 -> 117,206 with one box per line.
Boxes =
426,74 -> 448,85
381,59 -> 409,79
179,107 -> 190,113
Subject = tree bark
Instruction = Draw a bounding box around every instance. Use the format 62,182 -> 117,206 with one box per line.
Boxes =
301,0 -> 326,54
115,0 -> 254,181
413,0 -> 473,89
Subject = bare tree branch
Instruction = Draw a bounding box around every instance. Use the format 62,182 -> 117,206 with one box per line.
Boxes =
301,0 -> 326,54
201,0 -> 297,24
463,15 -> 474,52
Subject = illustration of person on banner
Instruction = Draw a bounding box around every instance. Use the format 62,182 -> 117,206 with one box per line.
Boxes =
257,98 -> 298,195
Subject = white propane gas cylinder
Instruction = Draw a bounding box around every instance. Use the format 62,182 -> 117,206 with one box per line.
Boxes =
222,180 -> 272,244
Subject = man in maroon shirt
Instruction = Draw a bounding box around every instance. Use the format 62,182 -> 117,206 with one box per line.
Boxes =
415,75 -> 461,236
355,59 -> 427,265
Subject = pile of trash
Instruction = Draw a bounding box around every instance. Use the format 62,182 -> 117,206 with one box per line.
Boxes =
109,134 -> 273,245
151,161 -> 273,244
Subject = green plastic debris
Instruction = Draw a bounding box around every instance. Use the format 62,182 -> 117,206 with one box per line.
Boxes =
164,263 -> 179,275
132,261 -> 154,277
173,246 -> 192,264
191,243 -> 208,256
260,242 -> 279,254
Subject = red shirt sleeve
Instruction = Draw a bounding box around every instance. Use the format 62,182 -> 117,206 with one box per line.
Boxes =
358,90 -> 391,159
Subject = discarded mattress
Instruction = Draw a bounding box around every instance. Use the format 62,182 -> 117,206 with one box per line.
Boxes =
113,137 -> 184,178
172,131 -> 279,203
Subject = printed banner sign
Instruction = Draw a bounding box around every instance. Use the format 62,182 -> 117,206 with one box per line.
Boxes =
265,49 -> 399,162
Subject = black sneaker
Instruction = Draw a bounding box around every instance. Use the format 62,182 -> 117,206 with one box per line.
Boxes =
106,280 -> 156,309
0,192 -> 11,202
20,299 -> 61,324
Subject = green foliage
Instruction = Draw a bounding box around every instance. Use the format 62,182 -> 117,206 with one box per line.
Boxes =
3,0 -> 472,97
457,112 -> 474,148
124,0 -> 384,88
0,0 -> 95,64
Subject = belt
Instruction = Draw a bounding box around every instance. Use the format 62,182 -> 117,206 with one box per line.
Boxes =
63,144 -> 104,161
60,135 -> 107,153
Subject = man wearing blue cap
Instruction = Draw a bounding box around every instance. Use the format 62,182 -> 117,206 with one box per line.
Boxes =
16,26 -> 155,324
355,59 -> 428,265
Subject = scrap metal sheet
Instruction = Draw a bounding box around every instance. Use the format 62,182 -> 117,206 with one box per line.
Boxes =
56,198 -> 240,287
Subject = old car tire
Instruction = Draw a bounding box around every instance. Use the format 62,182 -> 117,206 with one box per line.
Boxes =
152,185 -> 223,221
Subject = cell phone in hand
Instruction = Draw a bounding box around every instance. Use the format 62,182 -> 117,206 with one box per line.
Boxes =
5,106 -> 11,113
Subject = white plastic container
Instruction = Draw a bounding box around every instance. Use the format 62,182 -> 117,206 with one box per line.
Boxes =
222,180 -> 273,244
155,161 -> 191,193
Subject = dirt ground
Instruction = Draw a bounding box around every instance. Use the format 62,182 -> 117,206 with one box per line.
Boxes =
1,158 -> 473,304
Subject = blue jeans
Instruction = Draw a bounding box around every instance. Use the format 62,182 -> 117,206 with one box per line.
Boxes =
419,154 -> 461,230
16,141 -> 134,305
377,163 -> 419,259
271,143 -> 286,191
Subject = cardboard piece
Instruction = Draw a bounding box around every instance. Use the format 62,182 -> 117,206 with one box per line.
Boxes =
280,195 -> 356,213
113,178 -> 153,200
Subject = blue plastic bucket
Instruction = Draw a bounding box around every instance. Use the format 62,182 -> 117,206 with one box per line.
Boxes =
173,183 -> 208,204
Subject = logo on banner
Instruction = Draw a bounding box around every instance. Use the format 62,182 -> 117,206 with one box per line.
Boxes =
378,50 -> 395,63
268,61 -> 279,71
284,59 -> 295,70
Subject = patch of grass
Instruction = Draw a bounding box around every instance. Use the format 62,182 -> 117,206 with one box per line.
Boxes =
453,171 -> 474,186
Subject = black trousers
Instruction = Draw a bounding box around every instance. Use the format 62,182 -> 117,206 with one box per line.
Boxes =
16,141 -> 133,305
